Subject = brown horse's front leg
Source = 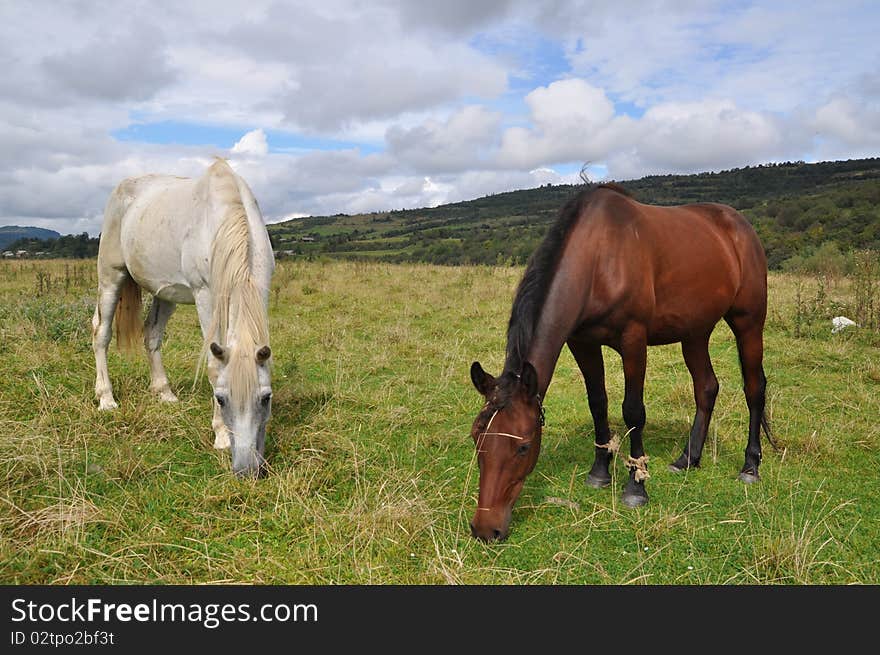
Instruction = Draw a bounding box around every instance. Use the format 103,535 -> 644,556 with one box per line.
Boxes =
619,327 -> 649,508
569,341 -> 613,488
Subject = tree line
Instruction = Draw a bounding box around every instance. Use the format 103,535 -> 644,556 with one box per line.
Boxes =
8,157 -> 880,269
271,157 -> 880,269
4,232 -> 98,259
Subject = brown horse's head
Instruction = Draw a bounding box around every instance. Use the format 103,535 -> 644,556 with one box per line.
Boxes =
469,361 -> 543,542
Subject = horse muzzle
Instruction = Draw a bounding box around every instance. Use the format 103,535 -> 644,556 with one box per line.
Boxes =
470,508 -> 512,543
232,447 -> 265,479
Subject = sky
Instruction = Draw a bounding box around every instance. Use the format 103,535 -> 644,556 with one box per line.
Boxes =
2,0 -> 879,236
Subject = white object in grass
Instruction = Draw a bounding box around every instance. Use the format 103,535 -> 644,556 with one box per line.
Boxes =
831,316 -> 858,334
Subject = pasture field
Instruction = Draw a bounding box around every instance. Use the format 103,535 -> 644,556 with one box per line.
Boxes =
1,259 -> 878,584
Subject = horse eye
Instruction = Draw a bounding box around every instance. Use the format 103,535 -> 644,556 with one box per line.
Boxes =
260,393 -> 272,407
215,394 -> 227,408
516,443 -> 531,456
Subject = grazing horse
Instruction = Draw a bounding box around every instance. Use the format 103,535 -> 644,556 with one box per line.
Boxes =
468,183 -> 771,542
92,158 -> 275,478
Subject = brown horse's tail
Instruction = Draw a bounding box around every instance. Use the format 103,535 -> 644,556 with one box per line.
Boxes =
115,276 -> 143,353
761,410 -> 779,452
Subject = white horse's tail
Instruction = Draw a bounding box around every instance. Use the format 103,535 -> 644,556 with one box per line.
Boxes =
115,276 -> 143,352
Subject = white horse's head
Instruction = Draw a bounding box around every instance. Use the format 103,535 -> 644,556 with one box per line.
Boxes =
209,341 -> 272,478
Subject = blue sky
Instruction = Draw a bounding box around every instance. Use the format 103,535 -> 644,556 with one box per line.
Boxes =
1,1 -> 878,235
113,120 -> 383,155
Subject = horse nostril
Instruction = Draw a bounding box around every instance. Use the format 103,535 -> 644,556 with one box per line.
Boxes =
470,522 -> 477,537
492,528 -> 502,540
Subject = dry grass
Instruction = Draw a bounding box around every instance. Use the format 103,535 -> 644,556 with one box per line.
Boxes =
0,259 -> 877,584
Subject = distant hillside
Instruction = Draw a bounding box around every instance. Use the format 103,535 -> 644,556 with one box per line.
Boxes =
0,226 -> 60,250
4,232 -> 98,259
269,157 -> 880,269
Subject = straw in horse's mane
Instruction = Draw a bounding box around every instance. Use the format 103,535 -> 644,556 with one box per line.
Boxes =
504,183 -> 630,374
202,159 -> 270,410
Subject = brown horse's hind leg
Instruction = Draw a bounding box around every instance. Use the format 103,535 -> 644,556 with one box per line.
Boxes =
619,325 -> 649,507
670,333 -> 719,472
725,314 -> 766,483
568,340 -> 613,488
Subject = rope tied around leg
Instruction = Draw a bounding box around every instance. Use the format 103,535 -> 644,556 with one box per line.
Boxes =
625,455 -> 650,482
594,434 -> 621,454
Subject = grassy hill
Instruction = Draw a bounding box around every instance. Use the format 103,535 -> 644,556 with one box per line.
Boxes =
269,157 -> 880,269
0,226 -> 60,251
4,232 -> 97,259
6,157 -> 879,268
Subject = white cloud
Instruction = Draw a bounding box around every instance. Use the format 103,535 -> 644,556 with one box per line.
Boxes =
217,2 -> 509,132
392,0 -> 517,34
386,106 -> 503,173
41,24 -> 176,103
0,143 -> 215,235
438,168 -> 575,204
634,99 -> 791,172
812,97 -> 880,155
278,47 -> 506,132
498,79 -> 629,169
0,1 -> 879,235
393,177 -> 432,197
494,79 -> 808,180
231,129 -> 269,157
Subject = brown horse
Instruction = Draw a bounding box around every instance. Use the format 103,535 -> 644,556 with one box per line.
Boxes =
468,183 -> 772,542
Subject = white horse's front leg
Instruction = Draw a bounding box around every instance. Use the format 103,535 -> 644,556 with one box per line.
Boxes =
211,400 -> 231,449
194,288 -> 229,449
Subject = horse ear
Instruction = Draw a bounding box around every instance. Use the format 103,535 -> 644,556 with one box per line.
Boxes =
470,361 -> 495,396
520,361 -> 538,397
209,342 -> 226,361
256,346 -> 271,364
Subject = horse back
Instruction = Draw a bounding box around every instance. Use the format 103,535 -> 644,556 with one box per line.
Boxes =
109,162 -> 273,303
110,175 -> 206,300
97,175 -> 191,276
568,188 -> 766,344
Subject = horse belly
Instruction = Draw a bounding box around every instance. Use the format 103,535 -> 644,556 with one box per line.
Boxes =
154,283 -> 195,304
645,213 -> 741,343
123,234 -> 193,300
647,276 -> 737,344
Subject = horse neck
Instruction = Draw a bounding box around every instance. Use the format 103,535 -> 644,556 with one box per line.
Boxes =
506,258 -> 588,398
229,280 -> 265,335
232,182 -> 274,287
204,159 -> 273,287
208,210 -> 269,349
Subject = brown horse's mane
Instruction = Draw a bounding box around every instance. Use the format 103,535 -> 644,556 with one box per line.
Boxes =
504,183 -> 629,374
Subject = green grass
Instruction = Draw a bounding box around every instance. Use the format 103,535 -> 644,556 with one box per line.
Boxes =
1,260 -> 878,584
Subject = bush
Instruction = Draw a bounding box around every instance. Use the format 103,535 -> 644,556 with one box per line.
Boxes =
781,241 -> 850,277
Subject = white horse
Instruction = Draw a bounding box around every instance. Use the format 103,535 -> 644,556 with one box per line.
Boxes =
92,158 -> 275,477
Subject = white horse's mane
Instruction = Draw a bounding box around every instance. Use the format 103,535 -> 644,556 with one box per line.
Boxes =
204,158 -> 270,410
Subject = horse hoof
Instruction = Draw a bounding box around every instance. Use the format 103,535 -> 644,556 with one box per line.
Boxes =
738,470 -> 760,484
586,473 -> 611,488
621,492 -> 649,508
668,462 -> 700,473
151,386 -> 177,403
98,398 -> 118,411
669,455 -> 699,473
